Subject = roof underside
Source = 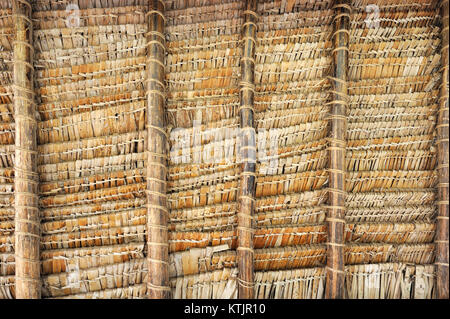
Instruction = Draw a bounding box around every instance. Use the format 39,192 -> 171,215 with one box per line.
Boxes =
0,0 -> 444,299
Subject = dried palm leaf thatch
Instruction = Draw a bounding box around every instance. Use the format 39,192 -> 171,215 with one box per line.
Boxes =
345,222 -> 435,243
169,244 -> 234,277
0,233 -> 13,298
254,245 -> 327,270
0,274 -> 13,299
393,244 -> 435,264
41,258 -> 147,298
257,0 -> 334,13
351,0 -> 438,10
41,199 -> 146,224
33,5 -> 147,30
56,284 -> 147,299
346,190 -> 436,208
347,150 -> 437,172
0,0 -> 445,299
168,244 -> 328,278
169,202 -> 237,232
255,205 -> 327,227
32,0 -> 148,11
0,218 -> 13,234
168,224 -> 327,253
344,0 -> 441,296
345,205 -> 436,223
32,0 -> 148,298
345,243 -> 435,265
0,7 -> 13,51
170,268 -> 238,299
0,3 -> 14,300
254,266 -> 326,299
41,243 -> 145,275
0,246 -> 13,275
37,131 -> 147,166
38,152 -> 147,183
165,0 -> 244,295
40,225 -> 146,251
0,193 -> 13,214
0,233 -> 13,252
257,189 -> 327,212
38,102 -> 146,145
253,0 -> 333,299
344,263 -> 435,299
41,207 -> 146,238
347,171 -> 437,193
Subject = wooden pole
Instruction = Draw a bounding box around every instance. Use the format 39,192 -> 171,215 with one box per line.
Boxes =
12,0 -> 40,299
146,0 -> 170,299
237,0 -> 258,299
436,0 -> 449,300
325,0 -> 350,299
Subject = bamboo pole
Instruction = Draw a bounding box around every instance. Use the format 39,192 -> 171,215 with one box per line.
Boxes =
325,0 -> 350,299
436,0 -> 449,300
12,0 -> 40,299
237,0 -> 258,299
146,0 -> 170,299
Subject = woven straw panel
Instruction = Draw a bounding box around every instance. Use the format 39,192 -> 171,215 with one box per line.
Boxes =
165,0 -> 243,298
344,0 -> 440,297
33,2 -> 148,298
0,6 -> 14,299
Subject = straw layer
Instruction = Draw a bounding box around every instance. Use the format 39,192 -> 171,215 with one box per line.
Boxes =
33,1 -> 148,298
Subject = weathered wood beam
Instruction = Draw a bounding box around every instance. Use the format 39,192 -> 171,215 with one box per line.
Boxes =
12,0 -> 40,299
146,0 -> 170,299
325,0 -> 350,299
237,0 -> 258,299
436,0 -> 449,300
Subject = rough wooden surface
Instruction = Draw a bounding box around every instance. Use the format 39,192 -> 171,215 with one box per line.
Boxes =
325,0 -> 350,299
436,0 -> 449,300
146,0 -> 170,299
13,0 -> 40,299
237,0 -> 257,299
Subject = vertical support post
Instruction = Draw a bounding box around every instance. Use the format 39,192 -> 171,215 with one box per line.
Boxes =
436,0 -> 449,300
13,0 -> 40,299
146,0 -> 170,299
325,0 -> 350,299
237,0 -> 258,299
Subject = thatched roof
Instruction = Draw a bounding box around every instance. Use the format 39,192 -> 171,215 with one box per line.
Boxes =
0,0 -> 447,299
